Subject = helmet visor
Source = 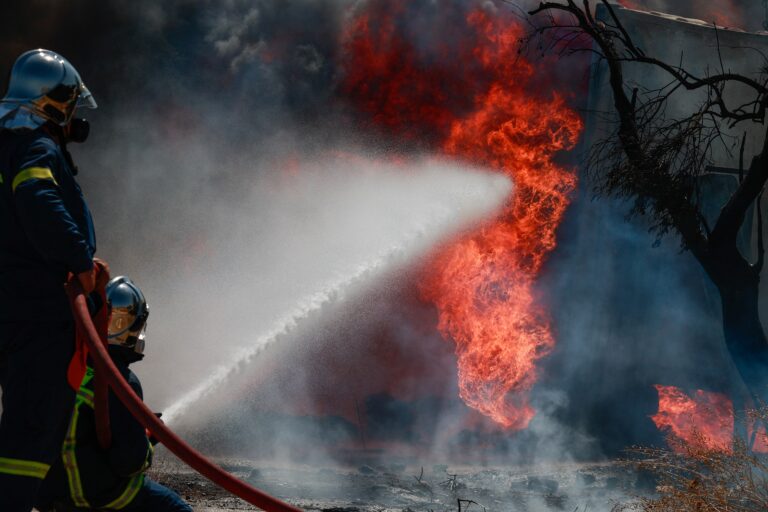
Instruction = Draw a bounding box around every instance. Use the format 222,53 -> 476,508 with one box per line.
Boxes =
77,83 -> 97,110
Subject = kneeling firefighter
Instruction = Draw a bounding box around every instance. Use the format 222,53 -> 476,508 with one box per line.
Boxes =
0,49 -> 104,512
37,276 -> 192,512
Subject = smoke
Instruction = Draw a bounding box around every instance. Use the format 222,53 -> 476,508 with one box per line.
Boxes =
158,156 -> 512,422
0,0 -> 532,461
534,4 -> 768,456
2,0 -> 764,472
537,197 -> 731,455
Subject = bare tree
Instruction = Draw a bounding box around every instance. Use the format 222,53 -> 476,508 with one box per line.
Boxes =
526,0 -> 768,429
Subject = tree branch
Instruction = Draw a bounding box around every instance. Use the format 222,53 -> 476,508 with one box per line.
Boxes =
530,0 -> 711,260
712,123 -> 768,247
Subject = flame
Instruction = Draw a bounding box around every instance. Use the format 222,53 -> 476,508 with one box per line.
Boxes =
652,385 -> 734,451
341,2 -> 582,429
652,385 -> 768,453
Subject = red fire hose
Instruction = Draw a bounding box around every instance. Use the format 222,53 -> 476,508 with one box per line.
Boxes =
67,282 -> 303,512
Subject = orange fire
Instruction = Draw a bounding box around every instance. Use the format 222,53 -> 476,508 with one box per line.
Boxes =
652,385 -> 768,453
652,385 -> 734,451
342,3 -> 583,429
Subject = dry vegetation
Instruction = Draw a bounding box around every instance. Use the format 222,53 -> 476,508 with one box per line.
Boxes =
617,419 -> 768,511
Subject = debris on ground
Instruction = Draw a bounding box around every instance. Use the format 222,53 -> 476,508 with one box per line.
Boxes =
150,452 -> 650,511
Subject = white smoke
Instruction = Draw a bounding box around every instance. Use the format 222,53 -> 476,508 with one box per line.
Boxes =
124,154 -> 512,417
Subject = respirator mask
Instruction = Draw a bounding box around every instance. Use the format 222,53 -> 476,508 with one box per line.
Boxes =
65,118 -> 90,144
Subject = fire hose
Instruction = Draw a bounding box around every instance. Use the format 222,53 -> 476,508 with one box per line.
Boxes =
67,281 -> 303,512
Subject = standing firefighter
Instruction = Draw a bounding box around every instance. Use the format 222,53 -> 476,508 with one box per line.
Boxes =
0,49 -> 101,511
37,276 -> 193,512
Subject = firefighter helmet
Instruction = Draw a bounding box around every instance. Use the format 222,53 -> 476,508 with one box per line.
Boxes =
106,276 -> 149,355
0,49 -> 97,130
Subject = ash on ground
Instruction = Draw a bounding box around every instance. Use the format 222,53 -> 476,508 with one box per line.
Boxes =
150,451 -> 652,512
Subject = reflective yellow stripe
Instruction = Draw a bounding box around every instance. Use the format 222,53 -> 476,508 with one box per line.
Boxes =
62,407 -> 89,507
0,173 -> 4,184
145,442 -> 154,468
77,388 -> 94,408
0,457 -> 50,479
83,366 -> 95,386
62,369 -> 96,508
135,441 -> 154,475
77,367 -> 95,408
11,166 -> 57,193
102,473 -> 145,510
63,366 -> 145,510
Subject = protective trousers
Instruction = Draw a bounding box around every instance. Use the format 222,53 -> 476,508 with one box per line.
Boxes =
0,321 -> 76,512
120,479 -> 193,512
45,479 -> 194,512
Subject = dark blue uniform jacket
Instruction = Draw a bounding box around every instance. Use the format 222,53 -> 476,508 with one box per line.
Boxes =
38,356 -> 154,510
0,127 -> 96,322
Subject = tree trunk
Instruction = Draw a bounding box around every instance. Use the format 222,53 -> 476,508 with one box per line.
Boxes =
719,279 -> 768,404
705,248 -> 768,448
695,246 -> 768,445
720,280 -> 768,446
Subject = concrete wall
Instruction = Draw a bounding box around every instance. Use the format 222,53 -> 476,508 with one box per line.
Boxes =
541,5 -> 768,453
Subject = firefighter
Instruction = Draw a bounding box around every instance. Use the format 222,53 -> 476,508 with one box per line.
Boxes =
0,49 -> 102,512
37,276 -> 193,512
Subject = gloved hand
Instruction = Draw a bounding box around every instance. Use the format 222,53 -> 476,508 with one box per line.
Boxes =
77,267 -> 96,294
76,257 -> 110,294
147,412 -> 163,446
94,257 -> 111,289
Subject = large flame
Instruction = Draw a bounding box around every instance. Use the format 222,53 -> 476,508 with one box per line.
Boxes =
341,2 -> 582,429
652,385 -> 768,453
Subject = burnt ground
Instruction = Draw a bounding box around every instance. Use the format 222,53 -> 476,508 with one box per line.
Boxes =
149,451 -> 653,512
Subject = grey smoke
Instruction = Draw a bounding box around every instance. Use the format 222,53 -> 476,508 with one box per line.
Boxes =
1,0 -> 529,457
158,156 -> 512,422
2,0 -> 762,469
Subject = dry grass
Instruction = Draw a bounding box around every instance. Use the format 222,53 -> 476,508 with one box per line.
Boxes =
616,422 -> 768,511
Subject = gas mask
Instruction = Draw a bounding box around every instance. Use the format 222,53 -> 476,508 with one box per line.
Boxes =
65,118 -> 90,144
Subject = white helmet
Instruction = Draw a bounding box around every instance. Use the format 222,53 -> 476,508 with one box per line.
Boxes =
0,49 -> 97,130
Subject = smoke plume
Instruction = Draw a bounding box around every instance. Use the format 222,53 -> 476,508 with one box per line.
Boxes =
2,0 -> 764,465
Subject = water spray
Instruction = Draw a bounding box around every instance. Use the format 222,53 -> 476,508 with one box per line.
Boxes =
163,188 -> 511,423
